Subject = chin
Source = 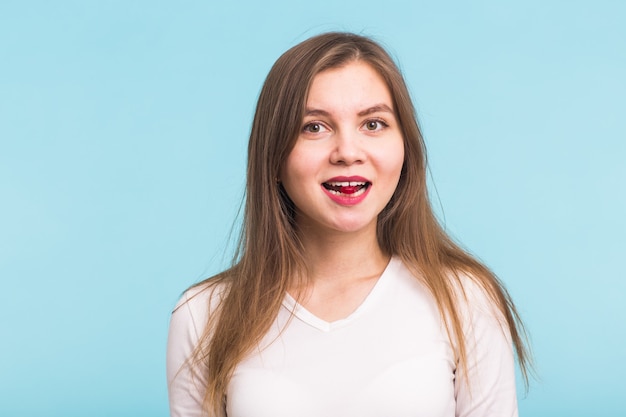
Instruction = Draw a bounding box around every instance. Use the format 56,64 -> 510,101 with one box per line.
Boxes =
326,218 -> 378,235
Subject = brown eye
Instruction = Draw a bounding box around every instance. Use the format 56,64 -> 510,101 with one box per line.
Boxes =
303,122 -> 326,133
365,120 -> 386,131
366,121 -> 378,130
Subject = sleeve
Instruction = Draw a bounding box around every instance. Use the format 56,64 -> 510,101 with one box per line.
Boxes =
453,281 -> 519,417
166,289 -> 211,417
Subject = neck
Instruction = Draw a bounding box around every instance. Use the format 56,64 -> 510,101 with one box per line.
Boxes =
290,222 -> 390,322
297,223 -> 389,285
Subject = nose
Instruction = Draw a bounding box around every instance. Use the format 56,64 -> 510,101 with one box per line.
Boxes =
329,129 -> 366,165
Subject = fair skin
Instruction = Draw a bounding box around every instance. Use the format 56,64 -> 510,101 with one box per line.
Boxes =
280,61 -> 405,322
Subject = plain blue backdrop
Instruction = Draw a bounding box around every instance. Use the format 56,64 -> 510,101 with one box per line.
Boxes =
1,1 -> 624,416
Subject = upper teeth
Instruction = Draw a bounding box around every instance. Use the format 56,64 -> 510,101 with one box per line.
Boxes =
326,181 -> 366,186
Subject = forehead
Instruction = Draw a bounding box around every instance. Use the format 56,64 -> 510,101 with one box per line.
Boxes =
306,61 -> 394,111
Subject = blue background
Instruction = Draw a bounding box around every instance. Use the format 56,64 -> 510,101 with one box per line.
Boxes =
1,1 -> 624,416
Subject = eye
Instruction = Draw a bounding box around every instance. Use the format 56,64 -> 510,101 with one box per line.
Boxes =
363,119 -> 388,131
302,122 -> 327,133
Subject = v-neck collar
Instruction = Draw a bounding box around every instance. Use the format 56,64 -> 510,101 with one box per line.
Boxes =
282,257 -> 401,332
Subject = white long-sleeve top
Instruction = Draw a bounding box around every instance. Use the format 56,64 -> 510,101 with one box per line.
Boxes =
167,257 -> 518,417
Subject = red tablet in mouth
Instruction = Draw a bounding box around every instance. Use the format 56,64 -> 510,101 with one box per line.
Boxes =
321,177 -> 371,205
322,181 -> 370,195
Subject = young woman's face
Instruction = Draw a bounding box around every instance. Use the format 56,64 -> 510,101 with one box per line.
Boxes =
280,61 -> 404,238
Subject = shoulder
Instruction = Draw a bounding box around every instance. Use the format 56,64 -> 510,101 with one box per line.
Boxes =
452,273 -> 519,415
394,258 -> 502,318
171,280 -> 228,337
166,279 -> 229,393
448,271 -> 514,364
167,280 -> 228,417
455,271 -> 514,339
396,258 -> 510,338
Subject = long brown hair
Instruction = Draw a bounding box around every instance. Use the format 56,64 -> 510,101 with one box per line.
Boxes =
190,32 -> 532,416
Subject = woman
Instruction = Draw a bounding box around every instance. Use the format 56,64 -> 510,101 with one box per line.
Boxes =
167,32 -> 531,417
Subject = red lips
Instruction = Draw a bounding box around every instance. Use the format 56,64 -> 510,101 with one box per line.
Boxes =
321,176 -> 371,206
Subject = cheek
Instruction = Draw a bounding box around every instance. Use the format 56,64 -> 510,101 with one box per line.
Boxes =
279,149 -> 314,205
383,143 -> 405,179
281,142 -> 323,183
281,153 -> 305,185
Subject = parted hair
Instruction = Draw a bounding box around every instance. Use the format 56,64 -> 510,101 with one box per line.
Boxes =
188,32 -> 531,416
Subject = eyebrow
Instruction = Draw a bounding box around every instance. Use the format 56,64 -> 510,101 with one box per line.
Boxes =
303,103 -> 395,118
303,108 -> 331,117
357,104 -> 395,117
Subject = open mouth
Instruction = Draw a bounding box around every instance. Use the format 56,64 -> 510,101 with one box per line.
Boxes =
322,181 -> 371,197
